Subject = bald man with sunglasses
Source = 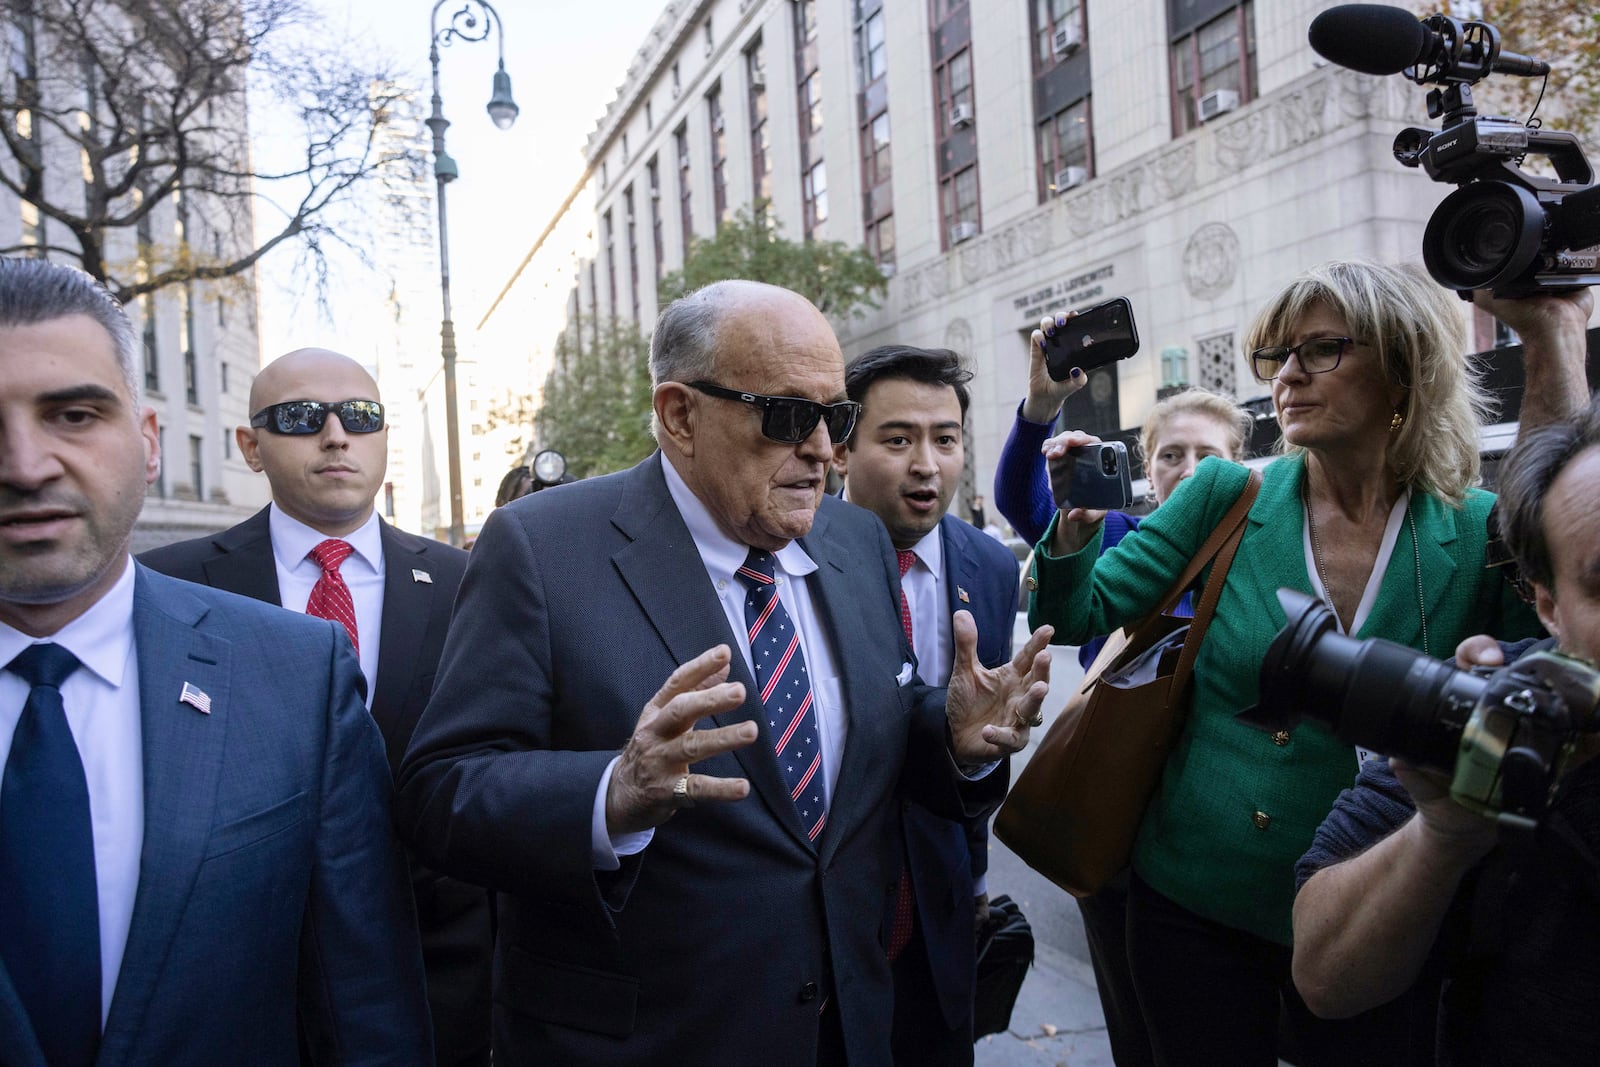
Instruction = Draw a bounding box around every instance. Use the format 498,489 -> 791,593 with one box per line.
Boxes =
140,348 -> 494,1067
396,281 -> 1054,1067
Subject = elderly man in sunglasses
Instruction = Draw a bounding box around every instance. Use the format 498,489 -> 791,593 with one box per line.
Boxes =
140,348 -> 495,1067
396,280 -> 1054,1067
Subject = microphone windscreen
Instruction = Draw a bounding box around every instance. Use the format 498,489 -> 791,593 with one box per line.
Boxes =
1308,4 -> 1430,76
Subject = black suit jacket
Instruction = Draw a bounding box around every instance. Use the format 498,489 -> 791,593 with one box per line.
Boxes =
140,508 -> 490,1066
396,454 -> 1006,1066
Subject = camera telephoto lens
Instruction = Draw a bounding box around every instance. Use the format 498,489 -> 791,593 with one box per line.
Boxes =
1424,182 -> 1545,291
1239,590 -> 1486,772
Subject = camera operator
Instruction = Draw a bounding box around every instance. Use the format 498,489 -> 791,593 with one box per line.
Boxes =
1293,391 -> 1600,1067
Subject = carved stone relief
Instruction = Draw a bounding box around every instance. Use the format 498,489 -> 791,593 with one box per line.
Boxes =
1182,223 -> 1241,301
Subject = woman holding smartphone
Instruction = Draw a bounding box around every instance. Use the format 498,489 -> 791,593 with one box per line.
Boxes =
1026,259 -> 1568,1066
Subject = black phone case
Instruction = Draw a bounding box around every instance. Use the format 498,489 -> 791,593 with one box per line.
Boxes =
1045,298 -> 1140,381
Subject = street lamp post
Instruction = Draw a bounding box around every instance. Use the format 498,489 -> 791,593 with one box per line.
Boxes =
427,0 -> 518,546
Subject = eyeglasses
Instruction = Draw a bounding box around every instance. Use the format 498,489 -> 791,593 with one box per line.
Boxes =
249,399 -> 385,435
688,381 -> 861,445
1249,337 -> 1356,382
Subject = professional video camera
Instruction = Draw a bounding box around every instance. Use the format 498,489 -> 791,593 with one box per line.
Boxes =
1309,4 -> 1600,297
1239,590 -> 1600,828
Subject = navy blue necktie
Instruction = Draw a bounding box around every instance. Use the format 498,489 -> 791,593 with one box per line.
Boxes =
736,550 -> 828,841
0,643 -> 100,1067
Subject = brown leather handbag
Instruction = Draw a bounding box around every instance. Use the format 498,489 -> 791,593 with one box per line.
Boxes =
994,470 -> 1261,898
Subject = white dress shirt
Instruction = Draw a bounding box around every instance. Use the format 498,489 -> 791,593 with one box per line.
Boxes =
0,557 -> 144,1023
591,461 -> 852,867
899,526 -> 954,686
268,505 -> 385,706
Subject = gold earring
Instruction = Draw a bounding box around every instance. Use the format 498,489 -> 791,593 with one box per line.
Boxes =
1389,411 -> 1405,432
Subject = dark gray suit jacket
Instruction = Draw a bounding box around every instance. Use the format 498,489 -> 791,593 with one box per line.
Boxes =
0,567 -> 428,1066
396,453 -> 1005,1066
140,509 -> 490,1066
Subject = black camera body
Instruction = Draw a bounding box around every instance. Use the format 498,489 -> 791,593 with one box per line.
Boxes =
1241,590 -> 1600,827
1310,7 -> 1600,297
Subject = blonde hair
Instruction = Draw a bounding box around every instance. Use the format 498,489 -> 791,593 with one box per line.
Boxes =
1137,387 -> 1252,470
1245,260 -> 1489,504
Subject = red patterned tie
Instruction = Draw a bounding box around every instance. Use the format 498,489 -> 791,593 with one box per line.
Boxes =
305,539 -> 359,654
887,548 -> 917,961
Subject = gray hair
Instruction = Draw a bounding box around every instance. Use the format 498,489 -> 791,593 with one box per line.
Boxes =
0,257 -> 140,403
1495,398 -> 1600,592
649,282 -> 734,386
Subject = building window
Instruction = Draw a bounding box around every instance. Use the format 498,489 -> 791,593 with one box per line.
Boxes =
799,71 -> 823,138
857,6 -> 886,85
857,3 -> 896,271
1195,331 -> 1237,395
1038,97 -> 1092,199
188,435 -> 204,500
625,185 -> 640,322
220,361 -> 229,394
672,61 -> 681,94
803,161 -> 829,230
622,131 -> 630,164
647,157 -> 664,282
707,86 -> 728,227
222,428 -> 231,460
179,283 -> 198,404
935,47 -> 973,136
1171,1 -> 1256,136
674,124 -> 693,248
603,209 -> 617,312
646,99 -> 654,130
140,294 -> 159,392
796,0 -> 818,43
1034,0 -> 1083,69
941,165 -> 979,240
746,40 -> 771,213
703,18 -> 714,54
601,159 -> 609,188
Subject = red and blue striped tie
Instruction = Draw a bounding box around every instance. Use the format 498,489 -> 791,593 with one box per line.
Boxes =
737,549 -> 827,842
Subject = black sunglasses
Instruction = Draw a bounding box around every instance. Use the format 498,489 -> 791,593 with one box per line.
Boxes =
249,399 -> 385,435
688,381 -> 860,445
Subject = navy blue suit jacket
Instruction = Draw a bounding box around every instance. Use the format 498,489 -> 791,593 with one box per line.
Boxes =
901,515 -> 1019,1029
396,454 -> 1006,1067
140,507 -> 490,1066
0,567 -> 429,1067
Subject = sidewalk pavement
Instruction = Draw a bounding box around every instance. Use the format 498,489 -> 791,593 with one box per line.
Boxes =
974,938 -> 1115,1066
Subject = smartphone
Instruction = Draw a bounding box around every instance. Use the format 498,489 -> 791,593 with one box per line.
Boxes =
1044,297 -> 1140,381
1051,441 -> 1134,511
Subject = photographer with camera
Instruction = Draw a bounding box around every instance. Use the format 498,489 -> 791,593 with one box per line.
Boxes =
1293,397 -> 1600,1067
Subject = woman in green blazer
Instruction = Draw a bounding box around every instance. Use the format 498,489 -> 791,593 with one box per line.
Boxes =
1028,260 -> 1542,1066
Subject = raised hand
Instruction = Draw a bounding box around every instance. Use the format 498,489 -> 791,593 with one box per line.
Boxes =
946,611 -> 1053,764
605,645 -> 758,835
1024,313 -> 1090,423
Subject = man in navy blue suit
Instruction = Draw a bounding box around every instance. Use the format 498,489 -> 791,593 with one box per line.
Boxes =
834,344 -> 1019,1065
397,281 -> 1053,1067
0,257 -> 428,1067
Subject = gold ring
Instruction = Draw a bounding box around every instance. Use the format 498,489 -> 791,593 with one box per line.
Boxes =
673,775 -> 692,806
1018,710 -> 1044,729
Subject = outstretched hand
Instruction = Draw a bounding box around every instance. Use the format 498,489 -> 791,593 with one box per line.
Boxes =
1024,313 -> 1090,423
605,645 -> 757,836
946,611 -> 1053,765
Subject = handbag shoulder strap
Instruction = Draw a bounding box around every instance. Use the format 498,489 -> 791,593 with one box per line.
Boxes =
1170,469 -> 1260,681
1135,467 -> 1263,629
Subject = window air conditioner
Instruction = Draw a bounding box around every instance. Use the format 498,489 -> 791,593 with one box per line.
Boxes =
750,71 -> 765,89
1196,88 -> 1240,123
949,102 -> 973,130
949,220 -> 978,245
1052,165 -> 1087,193
712,113 -> 726,133
1052,23 -> 1081,56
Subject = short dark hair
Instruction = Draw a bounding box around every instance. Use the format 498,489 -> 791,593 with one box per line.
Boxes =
1496,398 -> 1600,591
494,465 -> 532,508
842,345 -> 972,449
0,256 -> 139,401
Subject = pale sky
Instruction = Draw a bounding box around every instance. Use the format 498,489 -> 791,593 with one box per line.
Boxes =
257,0 -> 667,357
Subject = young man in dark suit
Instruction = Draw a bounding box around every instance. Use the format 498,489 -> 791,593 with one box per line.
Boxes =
834,344 -> 1020,1065
140,348 -> 491,1066
0,257 -> 428,1065
396,280 -> 1054,1067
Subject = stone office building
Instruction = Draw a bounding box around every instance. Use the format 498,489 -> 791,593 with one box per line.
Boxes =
548,0 -> 1535,511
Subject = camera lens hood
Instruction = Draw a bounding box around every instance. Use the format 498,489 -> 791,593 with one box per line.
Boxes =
1423,182 -> 1545,291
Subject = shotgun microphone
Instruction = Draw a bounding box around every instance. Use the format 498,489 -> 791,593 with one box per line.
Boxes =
1308,4 -> 1549,79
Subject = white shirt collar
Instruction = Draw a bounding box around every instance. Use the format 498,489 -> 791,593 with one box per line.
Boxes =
661,456 -> 818,581
837,486 -> 944,576
268,504 -> 383,577
0,555 -> 136,688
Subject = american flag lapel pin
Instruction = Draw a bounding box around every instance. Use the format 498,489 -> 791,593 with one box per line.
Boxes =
412,569 -> 433,584
958,586 -> 971,604
179,681 -> 212,714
